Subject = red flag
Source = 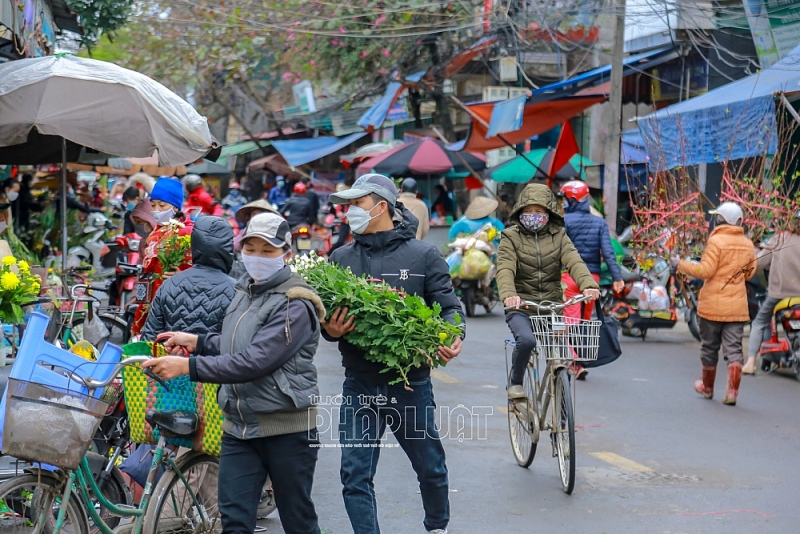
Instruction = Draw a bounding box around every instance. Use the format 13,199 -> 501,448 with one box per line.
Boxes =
548,121 -> 580,177
465,176 -> 484,190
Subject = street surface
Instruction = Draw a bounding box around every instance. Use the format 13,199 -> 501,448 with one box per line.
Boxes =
260,310 -> 799,533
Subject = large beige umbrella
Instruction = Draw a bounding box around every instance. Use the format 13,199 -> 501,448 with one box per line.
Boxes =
0,54 -> 218,270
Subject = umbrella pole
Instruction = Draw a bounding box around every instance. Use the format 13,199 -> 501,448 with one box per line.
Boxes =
61,138 -> 68,273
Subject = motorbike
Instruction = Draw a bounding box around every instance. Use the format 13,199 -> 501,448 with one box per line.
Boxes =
292,224 -> 328,257
758,296 -> 800,380
446,223 -> 499,317
67,212 -> 118,278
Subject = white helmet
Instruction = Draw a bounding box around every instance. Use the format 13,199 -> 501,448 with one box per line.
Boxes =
709,202 -> 743,226
182,174 -> 203,192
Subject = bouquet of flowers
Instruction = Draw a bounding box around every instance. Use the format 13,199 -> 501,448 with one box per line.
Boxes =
293,254 -> 463,387
155,221 -> 192,279
0,256 -> 42,324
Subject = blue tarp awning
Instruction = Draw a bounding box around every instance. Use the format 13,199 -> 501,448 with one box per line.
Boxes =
271,132 -> 367,167
533,46 -> 678,96
637,44 -> 800,171
486,95 -> 526,138
621,128 -> 649,164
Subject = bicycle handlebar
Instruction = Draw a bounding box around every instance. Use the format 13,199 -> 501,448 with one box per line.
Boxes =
503,294 -> 594,312
76,355 -> 171,393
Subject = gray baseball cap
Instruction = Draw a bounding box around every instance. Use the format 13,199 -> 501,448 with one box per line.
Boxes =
329,173 -> 397,205
242,212 -> 292,249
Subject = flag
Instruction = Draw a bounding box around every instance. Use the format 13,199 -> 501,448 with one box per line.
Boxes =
548,121 -> 580,177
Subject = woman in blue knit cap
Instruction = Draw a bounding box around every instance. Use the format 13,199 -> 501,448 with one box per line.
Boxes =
132,177 -> 194,335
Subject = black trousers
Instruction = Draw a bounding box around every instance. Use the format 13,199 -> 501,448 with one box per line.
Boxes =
218,430 -> 320,534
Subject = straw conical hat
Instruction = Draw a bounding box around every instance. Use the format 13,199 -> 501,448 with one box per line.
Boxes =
465,196 -> 498,219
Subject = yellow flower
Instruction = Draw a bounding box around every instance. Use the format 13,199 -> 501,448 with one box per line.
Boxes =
181,235 -> 191,246
1,272 -> 20,290
16,260 -> 29,273
2,256 -> 15,267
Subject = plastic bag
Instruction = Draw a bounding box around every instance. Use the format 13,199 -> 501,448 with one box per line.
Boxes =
446,249 -> 463,279
459,249 -> 492,280
638,285 -> 670,311
627,281 -> 645,302
82,314 -> 109,347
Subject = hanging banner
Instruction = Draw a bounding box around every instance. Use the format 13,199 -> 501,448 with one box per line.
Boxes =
742,0 -> 800,67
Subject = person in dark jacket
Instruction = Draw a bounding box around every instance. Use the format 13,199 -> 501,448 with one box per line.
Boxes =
15,173 -> 42,231
144,211 -> 324,534
122,187 -> 141,235
141,216 -> 236,341
323,173 -> 464,534
281,182 -> 316,229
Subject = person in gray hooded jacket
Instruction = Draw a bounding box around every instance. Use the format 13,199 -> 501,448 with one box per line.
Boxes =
143,212 -> 325,534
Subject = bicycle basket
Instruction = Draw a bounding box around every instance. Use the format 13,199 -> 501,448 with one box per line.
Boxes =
530,315 -> 601,362
3,378 -> 110,470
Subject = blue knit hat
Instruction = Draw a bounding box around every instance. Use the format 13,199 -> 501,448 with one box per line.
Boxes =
151,177 -> 184,209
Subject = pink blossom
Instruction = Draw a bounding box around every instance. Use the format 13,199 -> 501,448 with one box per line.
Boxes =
339,26 -> 347,33
282,72 -> 293,81
295,20 -> 301,25
288,33 -> 296,40
374,14 -> 387,26
360,50 -> 369,59
310,59 -> 316,67
332,39 -> 339,46
382,48 -> 390,57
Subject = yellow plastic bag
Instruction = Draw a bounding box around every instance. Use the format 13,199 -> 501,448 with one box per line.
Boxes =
459,249 -> 491,280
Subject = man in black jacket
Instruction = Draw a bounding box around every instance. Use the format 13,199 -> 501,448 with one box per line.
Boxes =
141,216 -> 236,340
324,173 -> 464,534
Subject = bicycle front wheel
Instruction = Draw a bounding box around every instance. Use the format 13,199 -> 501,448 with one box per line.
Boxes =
143,453 -> 221,534
0,473 -> 89,534
507,361 -> 538,468
553,369 -> 576,494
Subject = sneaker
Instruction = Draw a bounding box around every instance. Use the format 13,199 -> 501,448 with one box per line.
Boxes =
507,385 -> 526,399
428,530 -> 448,534
570,363 -> 588,380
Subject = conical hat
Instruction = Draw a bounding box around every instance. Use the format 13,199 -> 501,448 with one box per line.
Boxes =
465,196 -> 498,219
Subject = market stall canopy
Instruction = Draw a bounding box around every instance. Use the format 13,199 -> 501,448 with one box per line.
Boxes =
358,138 -> 486,176
486,149 -> 593,183
455,95 -> 606,152
246,153 -> 301,179
0,54 -> 218,166
340,141 -> 405,169
185,160 -> 230,175
270,132 -> 367,167
638,43 -> 800,171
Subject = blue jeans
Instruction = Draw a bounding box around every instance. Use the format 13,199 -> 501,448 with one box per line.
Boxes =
339,374 -> 449,534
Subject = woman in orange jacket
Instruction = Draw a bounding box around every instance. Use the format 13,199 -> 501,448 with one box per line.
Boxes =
674,202 -> 756,406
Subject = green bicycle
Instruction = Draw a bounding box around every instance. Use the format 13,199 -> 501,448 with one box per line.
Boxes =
0,356 -> 220,534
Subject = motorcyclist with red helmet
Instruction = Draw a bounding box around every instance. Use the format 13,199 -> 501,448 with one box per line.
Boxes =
183,174 -> 223,217
561,181 -> 624,379
281,182 -> 317,229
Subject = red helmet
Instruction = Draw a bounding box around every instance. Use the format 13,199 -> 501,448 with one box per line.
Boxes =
293,182 -> 307,195
560,181 -> 590,202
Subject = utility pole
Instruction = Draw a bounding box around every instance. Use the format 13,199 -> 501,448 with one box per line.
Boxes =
602,0 -> 626,233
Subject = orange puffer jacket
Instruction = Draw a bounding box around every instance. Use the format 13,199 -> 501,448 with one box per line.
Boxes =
679,225 -> 756,322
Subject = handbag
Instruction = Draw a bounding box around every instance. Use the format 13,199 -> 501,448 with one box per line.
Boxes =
119,444 -> 164,488
583,300 -> 623,369
121,340 -> 224,457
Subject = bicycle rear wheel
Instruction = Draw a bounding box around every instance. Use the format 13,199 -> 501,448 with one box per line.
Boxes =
143,453 -> 220,534
0,473 -> 89,534
507,361 -> 538,468
553,369 -> 576,494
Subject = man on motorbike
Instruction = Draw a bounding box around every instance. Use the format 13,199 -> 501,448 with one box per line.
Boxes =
673,202 -> 756,406
221,182 -> 246,213
744,210 -> 800,374
560,181 -> 624,379
183,174 -> 222,217
269,176 -> 288,210
281,182 -> 316,229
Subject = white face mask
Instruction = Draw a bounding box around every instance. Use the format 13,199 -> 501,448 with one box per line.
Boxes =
6,191 -> 18,202
242,253 -> 285,281
152,208 -> 176,225
347,203 -> 383,235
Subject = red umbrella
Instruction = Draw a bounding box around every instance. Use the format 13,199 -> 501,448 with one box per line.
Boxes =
357,138 -> 486,176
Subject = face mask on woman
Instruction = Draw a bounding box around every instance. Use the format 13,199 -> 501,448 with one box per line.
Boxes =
347,203 -> 383,234
152,208 -> 176,225
520,212 -> 549,232
134,223 -> 152,240
6,191 -> 18,202
242,253 -> 285,281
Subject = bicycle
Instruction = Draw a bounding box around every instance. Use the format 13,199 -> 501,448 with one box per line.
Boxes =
504,294 -> 600,494
0,356 -> 221,534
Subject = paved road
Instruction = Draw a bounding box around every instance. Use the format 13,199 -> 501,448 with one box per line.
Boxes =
255,309 -> 800,533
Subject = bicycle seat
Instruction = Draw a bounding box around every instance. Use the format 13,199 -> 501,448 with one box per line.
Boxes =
145,410 -> 198,438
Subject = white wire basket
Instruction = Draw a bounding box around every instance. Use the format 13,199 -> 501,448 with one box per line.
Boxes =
529,315 -> 601,361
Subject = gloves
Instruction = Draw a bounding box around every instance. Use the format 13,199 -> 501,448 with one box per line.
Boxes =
669,255 -> 681,268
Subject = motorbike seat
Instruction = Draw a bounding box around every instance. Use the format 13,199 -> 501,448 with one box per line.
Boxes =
773,297 -> 800,314
118,264 -> 140,276
145,410 -> 198,438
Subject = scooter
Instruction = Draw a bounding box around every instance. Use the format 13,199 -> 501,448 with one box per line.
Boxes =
67,213 -> 117,278
104,233 -> 142,311
758,296 -> 800,380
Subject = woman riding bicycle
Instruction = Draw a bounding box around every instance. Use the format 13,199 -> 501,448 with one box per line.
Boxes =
496,184 -> 599,400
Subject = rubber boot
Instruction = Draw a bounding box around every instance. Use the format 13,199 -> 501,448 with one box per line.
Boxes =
694,365 -> 716,399
722,361 -> 743,406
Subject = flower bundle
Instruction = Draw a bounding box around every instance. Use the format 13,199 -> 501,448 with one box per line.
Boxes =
292,254 -> 463,386
0,256 -> 42,324
155,221 -> 192,278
